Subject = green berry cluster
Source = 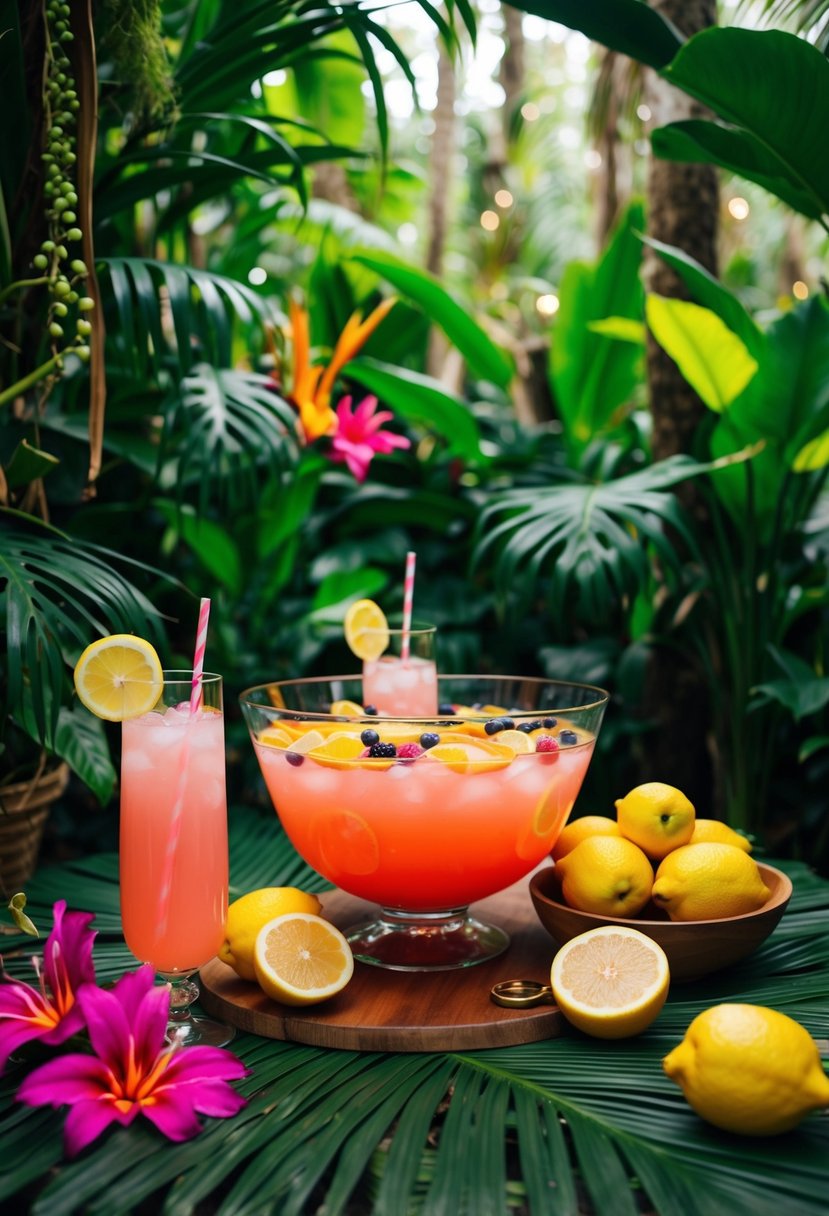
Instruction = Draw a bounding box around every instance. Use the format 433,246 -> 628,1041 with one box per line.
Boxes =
33,0 -> 94,368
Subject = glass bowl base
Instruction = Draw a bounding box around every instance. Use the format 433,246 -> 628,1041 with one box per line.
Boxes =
344,906 -> 510,971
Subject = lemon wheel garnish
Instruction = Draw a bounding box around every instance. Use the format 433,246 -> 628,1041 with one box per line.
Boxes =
253,912 -> 354,1006
344,599 -> 389,661
73,634 -> 163,721
550,925 -> 670,1039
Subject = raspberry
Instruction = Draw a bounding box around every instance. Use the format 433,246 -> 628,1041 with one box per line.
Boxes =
535,735 -> 559,753
369,741 -> 397,758
397,743 -> 424,760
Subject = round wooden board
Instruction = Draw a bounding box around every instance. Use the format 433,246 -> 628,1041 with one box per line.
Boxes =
199,878 -> 565,1052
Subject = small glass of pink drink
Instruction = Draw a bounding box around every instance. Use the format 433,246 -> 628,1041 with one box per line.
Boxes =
240,675 -> 608,970
120,670 -> 233,1045
361,617 -> 438,717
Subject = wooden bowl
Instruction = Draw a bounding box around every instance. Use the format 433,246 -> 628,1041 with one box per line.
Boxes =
529,862 -> 792,983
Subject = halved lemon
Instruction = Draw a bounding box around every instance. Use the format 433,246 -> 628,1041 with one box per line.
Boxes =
253,912 -> 354,1006
550,926 -> 670,1039
73,634 -> 163,721
498,729 -> 535,754
344,599 -> 389,661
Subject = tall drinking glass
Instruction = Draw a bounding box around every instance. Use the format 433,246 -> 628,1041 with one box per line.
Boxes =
361,617 -> 438,717
119,671 -> 233,1045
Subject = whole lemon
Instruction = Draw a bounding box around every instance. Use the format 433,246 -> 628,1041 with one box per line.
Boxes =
689,818 -> 752,852
554,835 -> 654,917
663,1004 -> 829,1135
219,887 -> 323,980
652,842 -> 770,921
615,782 -> 695,859
551,815 -> 622,862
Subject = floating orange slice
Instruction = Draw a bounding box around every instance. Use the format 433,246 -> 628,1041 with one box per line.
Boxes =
425,737 -> 514,773
308,732 -> 366,767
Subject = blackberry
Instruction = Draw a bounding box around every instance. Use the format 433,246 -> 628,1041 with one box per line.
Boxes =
361,728 -> 380,747
369,741 -> 397,758
420,732 -> 440,749
559,729 -> 578,745
484,718 -> 505,735
286,751 -> 304,767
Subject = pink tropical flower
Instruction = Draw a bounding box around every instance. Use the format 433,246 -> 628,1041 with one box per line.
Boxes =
0,900 -> 96,1071
16,965 -> 248,1156
328,394 -> 411,482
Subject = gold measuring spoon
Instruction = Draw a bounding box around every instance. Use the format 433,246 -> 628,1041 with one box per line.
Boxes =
490,979 -> 556,1008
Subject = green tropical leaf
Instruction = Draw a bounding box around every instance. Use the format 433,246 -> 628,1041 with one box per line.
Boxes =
158,364 -> 301,515
587,316 -> 646,344
655,28 -> 829,223
0,520 -> 165,752
645,296 -> 759,412
551,201 -> 646,454
3,816 -> 828,1214
350,251 -> 515,388
502,0 -> 684,70
473,455 -> 706,624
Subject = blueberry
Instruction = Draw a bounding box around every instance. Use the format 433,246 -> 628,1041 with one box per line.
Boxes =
361,728 -> 380,746
419,732 -> 440,749
559,729 -> 578,745
369,741 -> 397,758
364,705 -> 378,716
286,751 -> 304,767
500,717 -> 515,730
484,718 -> 504,735
516,722 -> 536,734
438,703 -> 456,716
542,717 -> 558,729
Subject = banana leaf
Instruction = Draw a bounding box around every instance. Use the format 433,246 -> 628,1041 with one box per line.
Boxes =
1,810 -> 828,1214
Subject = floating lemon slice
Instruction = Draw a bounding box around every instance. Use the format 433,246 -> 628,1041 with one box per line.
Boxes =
329,699 -> 366,717
344,599 -> 389,661
425,737 -> 513,773
498,729 -> 535,754
73,634 -> 163,721
253,913 -> 354,1006
308,732 -> 366,766
550,926 -> 670,1039
259,725 -> 294,749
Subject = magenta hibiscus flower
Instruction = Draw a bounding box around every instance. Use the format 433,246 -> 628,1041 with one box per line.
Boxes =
17,965 -> 248,1155
328,394 -> 411,482
0,899 -> 96,1071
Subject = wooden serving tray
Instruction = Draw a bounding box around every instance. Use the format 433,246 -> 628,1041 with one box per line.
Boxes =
199,879 -> 564,1052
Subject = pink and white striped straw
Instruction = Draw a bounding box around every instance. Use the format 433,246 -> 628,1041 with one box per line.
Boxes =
400,551 -> 416,662
157,598 -> 211,935
189,597 -> 211,713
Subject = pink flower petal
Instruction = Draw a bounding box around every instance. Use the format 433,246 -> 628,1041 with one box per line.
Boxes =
162,1045 -> 249,1085
77,982 -> 132,1069
17,1052 -> 112,1105
64,1100 -> 135,1157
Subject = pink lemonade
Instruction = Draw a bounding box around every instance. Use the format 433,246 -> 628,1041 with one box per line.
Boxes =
254,726 -> 595,911
362,654 -> 439,717
120,705 -> 228,974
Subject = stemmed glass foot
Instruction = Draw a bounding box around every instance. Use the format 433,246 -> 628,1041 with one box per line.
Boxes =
344,907 -> 510,971
161,971 -> 235,1046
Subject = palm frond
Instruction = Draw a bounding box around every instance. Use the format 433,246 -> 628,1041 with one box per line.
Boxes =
473,456 -> 706,625
0,520 -> 166,746
157,365 -> 302,515
2,812 -> 828,1213
98,258 -> 280,381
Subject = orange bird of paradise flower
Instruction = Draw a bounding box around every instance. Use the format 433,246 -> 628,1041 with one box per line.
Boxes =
286,295 -> 397,443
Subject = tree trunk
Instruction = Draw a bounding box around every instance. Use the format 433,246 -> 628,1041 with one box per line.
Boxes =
640,0 -> 720,813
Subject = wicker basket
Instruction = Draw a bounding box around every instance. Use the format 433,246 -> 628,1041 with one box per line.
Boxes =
0,762 -> 70,896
